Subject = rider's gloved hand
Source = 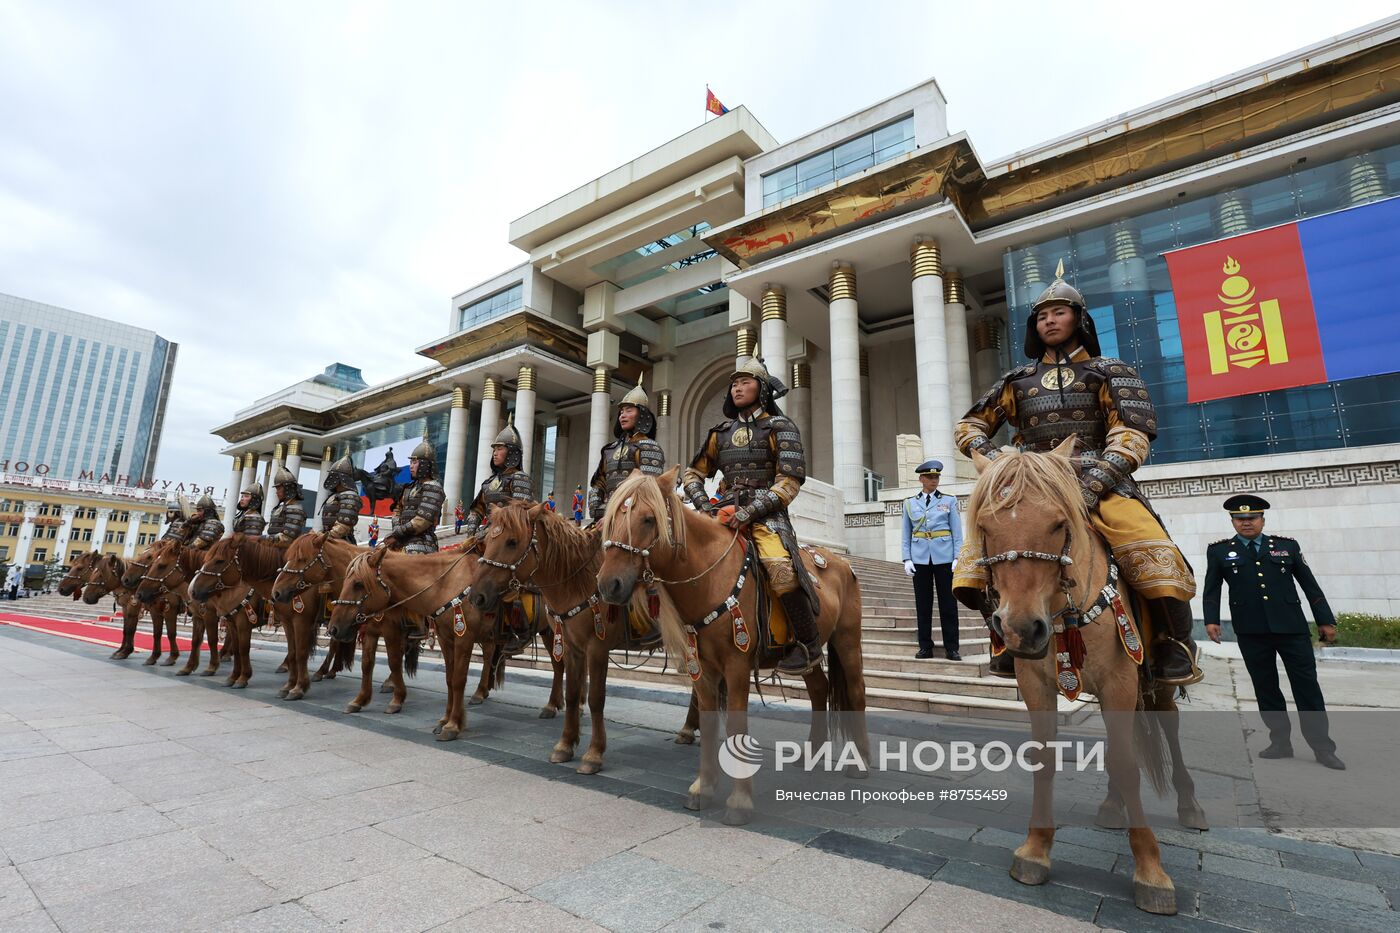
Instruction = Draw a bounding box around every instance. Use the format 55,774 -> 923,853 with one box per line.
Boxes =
903,559 -> 915,577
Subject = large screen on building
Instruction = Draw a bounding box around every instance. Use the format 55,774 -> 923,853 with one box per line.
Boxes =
1166,195 -> 1400,403
356,442 -> 412,517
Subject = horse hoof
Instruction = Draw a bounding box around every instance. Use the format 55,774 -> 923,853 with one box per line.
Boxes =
345,703 -> 362,713
538,707 -> 557,720
549,748 -> 574,764
324,671 -> 336,680
722,808 -> 752,827
1133,881 -> 1177,915
674,732 -> 695,746
175,669 -> 193,677
577,760 -> 602,775
143,657 -> 158,666
467,696 -> 485,706
232,682 -> 247,690
385,704 -> 402,715
1010,855 -> 1051,886
286,689 -> 304,702
199,669 -> 217,677
276,688 -> 289,698
379,682 -> 393,694
312,673 -> 324,682
685,794 -> 712,812
276,664 -> 288,673
435,729 -> 459,743
1177,806 -> 1209,831
1095,804 -> 1127,830
159,657 -> 177,667
842,765 -> 870,780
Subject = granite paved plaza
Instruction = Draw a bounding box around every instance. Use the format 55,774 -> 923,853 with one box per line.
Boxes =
2,624 -> 1398,932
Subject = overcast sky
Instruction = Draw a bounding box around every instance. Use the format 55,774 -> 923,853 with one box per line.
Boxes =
1,0 -> 1393,487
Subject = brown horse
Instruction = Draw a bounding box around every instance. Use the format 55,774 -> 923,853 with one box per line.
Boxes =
967,438 -> 1203,916
122,542 -> 219,677
57,552 -> 100,599
596,467 -> 870,826
472,500 -> 700,773
135,540 -> 238,678
270,533 -> 362,684
80,553 -> 175,665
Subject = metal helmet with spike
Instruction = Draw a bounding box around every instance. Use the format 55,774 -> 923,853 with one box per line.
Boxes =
240,481 -> 264,507
1025,258 -> 1101,358
325,453 -> 356,491
615,374 -> 657,439
176,493 -> 192,518
195,494 -> 216,513
408,437 -> 437,480
724,355 -> 786,418
490,422 -> 523,471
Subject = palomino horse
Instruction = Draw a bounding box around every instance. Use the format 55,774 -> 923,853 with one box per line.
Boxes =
967,437 -> 1203,916
135,541 -> 244,679
123,542 -> 219,677
596,467 -> 870,826
269,533 -> 362,685
80,554 -> 175,665
186,535 -> 327,698
472,500 -> 700,773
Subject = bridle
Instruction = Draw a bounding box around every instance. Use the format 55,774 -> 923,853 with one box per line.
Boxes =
277,536 -> 332,593
601,495 -> 737,588
332,549 -> 468,626
477,516 -> 594,593
191,548 -> 242,596
974,526 -> 1085,622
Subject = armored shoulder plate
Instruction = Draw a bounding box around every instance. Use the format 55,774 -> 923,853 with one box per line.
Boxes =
636,437 -> 665,476
766,415 -> 806,483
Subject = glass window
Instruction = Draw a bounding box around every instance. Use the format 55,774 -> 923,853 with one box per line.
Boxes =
458,282 -> 523,330
760,115 -> 915,207
796,150 -> 834,195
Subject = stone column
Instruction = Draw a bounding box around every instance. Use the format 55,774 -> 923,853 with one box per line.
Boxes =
943,270 -> 974,427
55,504 -> 78,563
515,365 -> 538,474
222,455 -> 241,537
92,507 -> 112,554
284,438 -> 303,485
14,502 -> 40,568
473,376 -> 502,494
123,510 -> 144,557
656,391 -> 673,468
736,326 -> 757,366
972,317 -> 1005,402
587,366 -> 612,487
317,445 -> 334,495
828,262 -> 865,501
262,442 -> 284,522
240,452 -> 257,496
443,386 -> 470,508
859,348 -> 873,473
760,286 -> 787,372
551,416 -> 571,500
787,362 -> 812,450
910,239 -> 955,480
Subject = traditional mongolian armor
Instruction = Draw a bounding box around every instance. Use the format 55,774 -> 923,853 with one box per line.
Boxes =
160,495 -> 191,542
386,438 -> 445,554
682,356 -> 820,674
266,465 -> 307,543
952,266 -> 1200,685
589,377 -> 665,519
463,424 -> 533,539
188,494 -> 224,549
232,482 -> 266,535
320,454 -> 362,542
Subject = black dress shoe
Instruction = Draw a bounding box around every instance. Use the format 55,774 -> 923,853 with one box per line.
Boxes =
914,648 -> 934,660
945,650 -> 962,661
1257,742 -> 1294,759
1315,750 -> 1347,770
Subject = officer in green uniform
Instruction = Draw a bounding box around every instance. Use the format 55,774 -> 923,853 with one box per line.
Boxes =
1202,495 -> 1344,770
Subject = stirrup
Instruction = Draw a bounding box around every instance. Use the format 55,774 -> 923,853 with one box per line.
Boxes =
1153,636 -> 1203,687
776,641 -> 821,676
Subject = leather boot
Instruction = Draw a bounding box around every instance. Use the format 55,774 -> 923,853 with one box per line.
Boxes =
776,592 -> 821,675
1153,598 -> 1203,686
978,593 -> 1017,679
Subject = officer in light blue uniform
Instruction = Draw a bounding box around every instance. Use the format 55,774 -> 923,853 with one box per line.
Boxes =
901,459 -> 963,660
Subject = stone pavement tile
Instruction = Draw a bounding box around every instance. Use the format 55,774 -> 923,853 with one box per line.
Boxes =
529,851 -> 730,933
661,888 -> 865,933
431,893 -> 607,932
38,720 -> 165,753
0,729 -> 61,762
212,901 -> 333,932
1196,892 -> 1331,933
1200,852 -> 1389,907
543,792 -> 694,848
26,712 -> 128,730
886,877 -> 1098,932
1290,890 -> 1400,933
119,759 -> 266,807
301,854 -> 513,932
1356,849 -> 1400,875
247,825 -> 431,899
0,864 -> 42,920
737,845 -> 930,930
73,736 -> 197,770
16,828 -> 230,907
1153,863 -> 1291,909
971,827 -> 1119,872
893,826 -> 1011,869
328,778 -> 460,826
808,830 -> 945,877
634,823 -> 800,884
4,909 -> 60,932
1280,850 -> 1397,886
0,804 -> 176,864
160,780 -> 315,829
1108,844 -> 1204,876
748,816 -> 825,845
193,800 -> 372,859
377,799 -> 528,853
1152,826 -> 1285,865
178,728 -> 307,764
930,860 -> 1101,923
1214,827 -> 1364,863
41,863 -> 279,933
79,746 -> 212,784
0,782 -> 145,832
1094,896 -> 1238,932
270,760 -> 415,801
235,749 -> 355,782
438,813 -> 634,891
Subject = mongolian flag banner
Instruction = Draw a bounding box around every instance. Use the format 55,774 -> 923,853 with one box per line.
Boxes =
706,88 -> 728,116
1165,195 -> 1400,403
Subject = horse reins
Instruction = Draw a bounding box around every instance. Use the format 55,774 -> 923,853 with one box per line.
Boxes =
334,549 -> 469,624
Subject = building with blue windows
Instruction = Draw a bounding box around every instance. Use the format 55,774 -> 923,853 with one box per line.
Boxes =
0,293 -> 177,485
214,15 -> 1400,616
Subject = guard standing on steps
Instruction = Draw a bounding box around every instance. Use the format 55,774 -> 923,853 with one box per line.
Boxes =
1202,494 -> 1345,770
901,459 -> 963,660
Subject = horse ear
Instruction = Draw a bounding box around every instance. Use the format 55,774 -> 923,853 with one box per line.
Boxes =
1049,435 -> 1078,460
528,502 -> 546,519
659,465 -> 680,490
971,449 -> 993,475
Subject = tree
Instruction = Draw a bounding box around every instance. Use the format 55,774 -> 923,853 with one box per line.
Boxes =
43,558 -> 64,593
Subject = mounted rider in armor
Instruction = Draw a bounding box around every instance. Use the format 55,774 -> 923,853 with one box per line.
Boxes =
232,483 -> 267,535
186,494 -> 224,550
952,265 -> 1201,686
682,356 -> 821,675
462,423 -> 533,541
589,377 -> 665,521
321,453 -> 363,543
265,466 -> 307,543
161,497 -> 191,542
382,439 -> 444,553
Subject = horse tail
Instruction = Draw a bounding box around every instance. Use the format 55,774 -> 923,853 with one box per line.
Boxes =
404,635 -> 421,678
1135,687 -> 1173,797
334,636 -> 356,671
644,586 -> 690,680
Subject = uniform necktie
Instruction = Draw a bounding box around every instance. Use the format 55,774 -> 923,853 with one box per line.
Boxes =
923,494 -> 930,507
1251,540 -> 1260,557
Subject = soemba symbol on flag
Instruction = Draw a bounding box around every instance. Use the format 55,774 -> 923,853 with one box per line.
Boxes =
1203,256 -> 1290,374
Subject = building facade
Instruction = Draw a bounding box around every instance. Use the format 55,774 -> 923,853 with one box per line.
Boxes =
214,17 -> 1400,615
0,293 -> 177,484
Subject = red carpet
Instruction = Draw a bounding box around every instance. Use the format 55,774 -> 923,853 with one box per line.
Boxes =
0,612 -> 193,652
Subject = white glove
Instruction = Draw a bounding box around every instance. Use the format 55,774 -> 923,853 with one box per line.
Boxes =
951,559 -> 958,572
903,559 -> 915,577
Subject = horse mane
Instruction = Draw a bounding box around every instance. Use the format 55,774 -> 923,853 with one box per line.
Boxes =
178,545 -> 204,576
234,533 -> 291,579
600,470 -> 686,556
966,449 -> 1094,589
492,501 -> 599,582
